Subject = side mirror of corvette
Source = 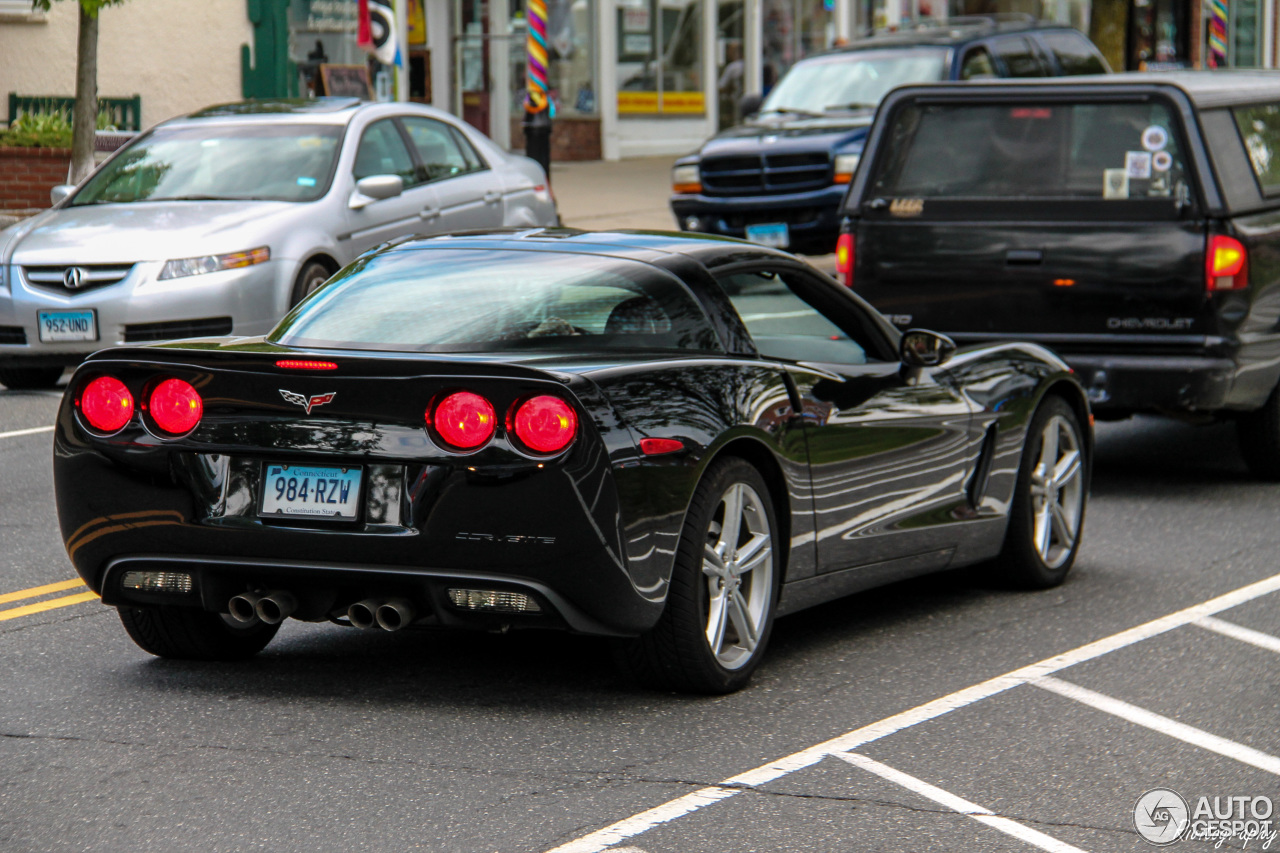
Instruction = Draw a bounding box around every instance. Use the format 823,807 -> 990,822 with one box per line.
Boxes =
899,329 -> 957,368
349,174 -> 404,210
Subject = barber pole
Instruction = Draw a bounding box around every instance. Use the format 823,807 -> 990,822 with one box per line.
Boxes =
522,0 -> 553,180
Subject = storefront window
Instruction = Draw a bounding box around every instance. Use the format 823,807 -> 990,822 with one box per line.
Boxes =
717,0 -> 746,128
764,0 -> 835,83
617,0 -> 705,116
509,0 -> 598,118
289,0 -> 374,97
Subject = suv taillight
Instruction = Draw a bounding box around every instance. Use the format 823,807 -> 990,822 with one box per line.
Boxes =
835,231 -> 855,287
1207,235 -> 1248,292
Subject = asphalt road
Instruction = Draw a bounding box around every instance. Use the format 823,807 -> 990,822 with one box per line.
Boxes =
1,383 -> 1278,853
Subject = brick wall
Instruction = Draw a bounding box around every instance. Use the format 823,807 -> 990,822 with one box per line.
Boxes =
0,146 -> 71,210
509,117 -> 602,163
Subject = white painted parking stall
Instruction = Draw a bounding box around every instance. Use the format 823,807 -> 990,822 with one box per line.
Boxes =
547,572 -> 1280,853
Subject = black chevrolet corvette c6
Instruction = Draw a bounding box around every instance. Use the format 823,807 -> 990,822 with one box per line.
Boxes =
54,229 -> 1092,693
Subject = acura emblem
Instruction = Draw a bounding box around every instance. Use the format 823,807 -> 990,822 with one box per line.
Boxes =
280,389 -> 336,414
63,266 -> 87,289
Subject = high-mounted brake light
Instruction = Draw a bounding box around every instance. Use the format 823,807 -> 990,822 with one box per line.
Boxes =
147,378 -> 203,435
78,376 -> 134,433
1207,235 -> 1248,292
276,359 -> 337,370
512,395 -> 577,454
835,232 -> 855,286
430,391 -> 496,450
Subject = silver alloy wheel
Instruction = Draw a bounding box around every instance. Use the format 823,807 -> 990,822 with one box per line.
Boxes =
1029,413 -> 1085,569
702,481 -> 774,670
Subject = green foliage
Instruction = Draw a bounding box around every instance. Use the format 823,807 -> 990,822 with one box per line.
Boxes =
30,0 -> 127,16
0,106 -> 116,147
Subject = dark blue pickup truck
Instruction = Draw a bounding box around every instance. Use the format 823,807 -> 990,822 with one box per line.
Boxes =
670,19 -> 1108,255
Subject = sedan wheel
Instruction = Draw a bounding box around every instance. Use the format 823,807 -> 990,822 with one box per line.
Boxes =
617,457 -> 779,693
290,260 -> 333,307
995,396 -> 1089,588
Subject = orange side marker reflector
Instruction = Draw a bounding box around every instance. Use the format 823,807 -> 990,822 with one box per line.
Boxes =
1053,279 -> 1076,287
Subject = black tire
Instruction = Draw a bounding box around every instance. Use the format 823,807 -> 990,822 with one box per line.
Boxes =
1237,385 -> 1280,480
0,366 -> 64,390
289,260 -> 333,307
616,457 -> 780,694
992,396 -> 1089,589
118,605 -> 279,661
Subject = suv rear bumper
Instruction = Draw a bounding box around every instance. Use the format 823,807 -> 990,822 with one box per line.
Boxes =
1062,354 -> 1236,414
671,185 -> 846,255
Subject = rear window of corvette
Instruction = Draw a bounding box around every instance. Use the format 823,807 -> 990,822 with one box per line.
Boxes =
270,248 -> 724,354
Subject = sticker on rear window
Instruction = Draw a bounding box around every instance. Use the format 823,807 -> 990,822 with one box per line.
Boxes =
1141,125 -> 1168,152
1103,168 -> 1129,200
1153,151 -> 1173,172
1126,151 -> 1152,180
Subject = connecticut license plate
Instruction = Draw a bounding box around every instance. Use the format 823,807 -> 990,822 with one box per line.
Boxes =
38,309 -> 97,342
259,463 -> 362,521
745,222 -> 790,248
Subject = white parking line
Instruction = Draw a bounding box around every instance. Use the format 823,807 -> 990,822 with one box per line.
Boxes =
1034,677 -> 1280,776
0,425 -> 54,440
1194,616 -> 1280,654
544,570 -> 1280,853
836,752 -> 1088,853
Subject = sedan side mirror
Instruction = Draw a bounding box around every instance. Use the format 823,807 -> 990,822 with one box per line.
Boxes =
349,174 -> 404,210
50,184 -> 75,205
899,329 -> 957,368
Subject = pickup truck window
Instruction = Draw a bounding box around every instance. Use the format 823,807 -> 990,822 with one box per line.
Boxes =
1232,103 -> 1280,197
870,102 -> 1188,201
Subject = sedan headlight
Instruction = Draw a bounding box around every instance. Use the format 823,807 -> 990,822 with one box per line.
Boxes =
833,153 -> 861,185
159,246 -> 270,281
672,164 -> 701,194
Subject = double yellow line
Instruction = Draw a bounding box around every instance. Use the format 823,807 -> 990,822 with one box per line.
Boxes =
0,578 -> 98,622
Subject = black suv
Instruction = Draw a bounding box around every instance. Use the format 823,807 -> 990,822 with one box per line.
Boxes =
838,72 -> 1280,478
670,17 -> 1109,255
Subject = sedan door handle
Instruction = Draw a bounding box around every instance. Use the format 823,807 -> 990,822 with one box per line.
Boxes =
419,208 -> 440,221
483,191 -> 502,204
1005,249 -> 1043,265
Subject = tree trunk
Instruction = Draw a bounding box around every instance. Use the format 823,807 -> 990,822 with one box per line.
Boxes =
69,3 -> 99,185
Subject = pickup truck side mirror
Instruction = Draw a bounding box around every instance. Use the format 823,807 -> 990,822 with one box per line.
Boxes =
739,93 -> 764,118
349,174 -> 404,210
900,329 -> 957,368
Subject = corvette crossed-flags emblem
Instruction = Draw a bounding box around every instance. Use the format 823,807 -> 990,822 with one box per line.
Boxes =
279,389 -> 337,414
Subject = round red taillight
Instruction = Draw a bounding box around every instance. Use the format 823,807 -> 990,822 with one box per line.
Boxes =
512,395 -> 577,454
148,378 -> 203,435
79,376 -> 134,433
431,391 -> 496,450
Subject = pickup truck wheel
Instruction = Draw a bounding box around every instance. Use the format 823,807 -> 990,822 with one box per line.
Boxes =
0,366 -> 64,390
993,397 -> 1088,589
616,458 -> 779,694
1238,385 -> 1280,480
118,605 -> 279,660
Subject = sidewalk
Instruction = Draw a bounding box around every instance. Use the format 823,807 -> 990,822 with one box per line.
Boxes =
551,156 -> 677,231
551,155 -> 836,273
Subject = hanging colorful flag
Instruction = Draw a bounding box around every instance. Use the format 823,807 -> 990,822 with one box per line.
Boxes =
357,0 -> 374,52
1208,0 -> 1228,68
358,0 -> 401,66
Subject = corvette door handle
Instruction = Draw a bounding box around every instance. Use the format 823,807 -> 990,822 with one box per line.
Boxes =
483,191 -> 502,204
1006,249 -> 1043,265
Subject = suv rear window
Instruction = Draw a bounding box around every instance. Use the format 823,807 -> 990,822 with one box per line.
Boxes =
1232,103 -> 1280,197
870,101 -> 1188,200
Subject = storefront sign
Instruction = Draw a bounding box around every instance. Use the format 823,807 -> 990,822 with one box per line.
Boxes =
304,0 -> 357,33
617,91 -> 705,115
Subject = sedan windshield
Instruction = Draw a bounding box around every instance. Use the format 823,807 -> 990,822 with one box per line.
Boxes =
71,124 -> 344,205
270,248 -> 723,354
760,49 -> 948,115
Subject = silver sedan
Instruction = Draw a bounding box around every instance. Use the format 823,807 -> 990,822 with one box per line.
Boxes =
0,98 -> 558,389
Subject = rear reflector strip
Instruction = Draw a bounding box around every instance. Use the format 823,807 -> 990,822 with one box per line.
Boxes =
276,359 -> 338,370
120,571 -> 194,594
640,437 -> 685,456
447,589 -> 541,613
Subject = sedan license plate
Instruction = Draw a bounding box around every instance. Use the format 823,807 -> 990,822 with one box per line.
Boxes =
259,463 -> 362,521
38,309 -> 97,342
745,222 -> 789,248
